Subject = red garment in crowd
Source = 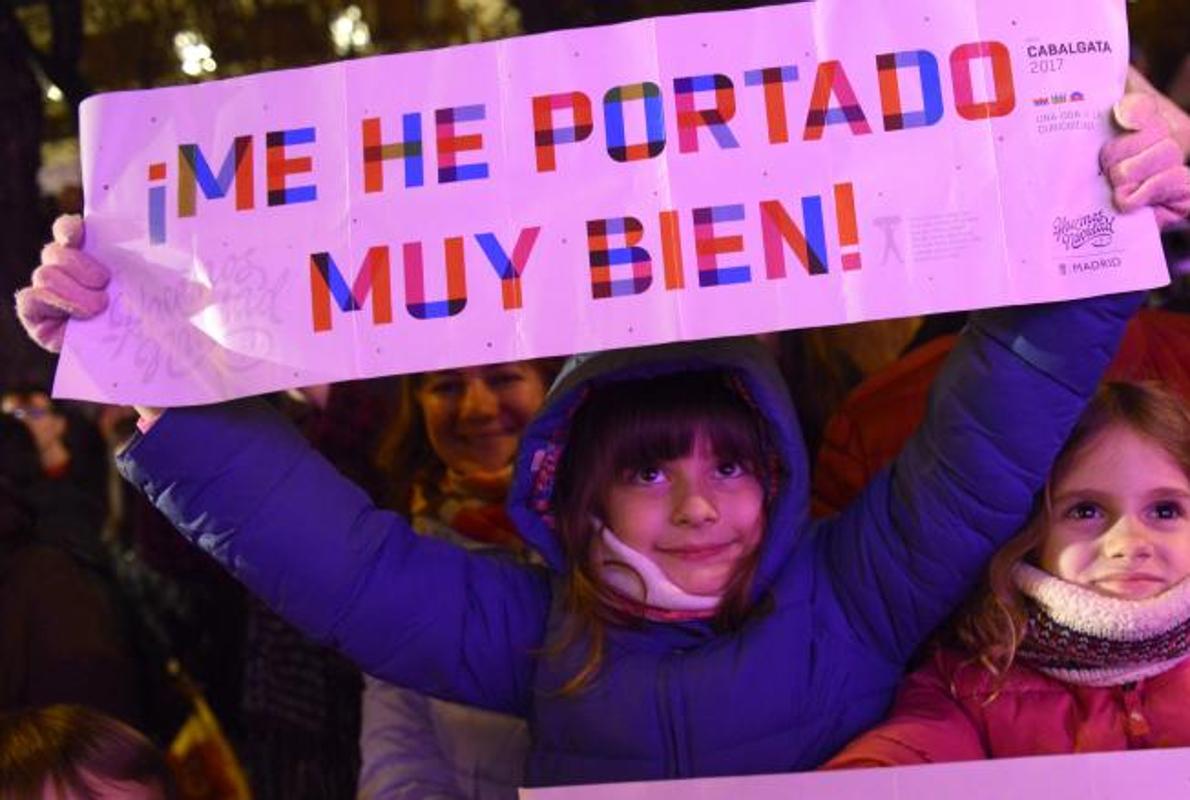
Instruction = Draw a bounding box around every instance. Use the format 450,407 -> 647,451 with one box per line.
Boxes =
812,308 -> 1190,517
824,648 -> 1190,766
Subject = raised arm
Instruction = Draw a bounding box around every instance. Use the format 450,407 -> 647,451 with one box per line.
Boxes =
818,76 -> 1188,660
824,290 -> 1142,660
116,399 -> 550,716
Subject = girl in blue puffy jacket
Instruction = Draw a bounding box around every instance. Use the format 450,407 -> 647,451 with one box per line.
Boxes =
110,307 -> 1137,787
17,87 -> 1189,790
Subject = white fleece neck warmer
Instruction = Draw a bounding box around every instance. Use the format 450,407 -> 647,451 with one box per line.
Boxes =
595,527 -> 721,613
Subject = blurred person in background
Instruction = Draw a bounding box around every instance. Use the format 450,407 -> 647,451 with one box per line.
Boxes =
2,385 -> 109,541
0,705 -> 173,800
359,361 -> 558,800
0,415 -> 144,728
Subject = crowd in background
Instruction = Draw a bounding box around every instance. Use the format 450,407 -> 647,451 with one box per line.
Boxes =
1,13 -> 1189,800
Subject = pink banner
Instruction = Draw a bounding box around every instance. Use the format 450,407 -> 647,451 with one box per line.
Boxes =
518,747 -> 1190,799
57,0 -> 1166,404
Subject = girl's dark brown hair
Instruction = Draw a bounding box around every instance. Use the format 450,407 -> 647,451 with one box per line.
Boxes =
950,381 -> 1190,682
550,369 -> 777,693
0,705 -> 174,799
373,359 -> 563,514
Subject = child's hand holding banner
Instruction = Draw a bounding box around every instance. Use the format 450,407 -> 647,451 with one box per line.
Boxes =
56,0 -> 1166,404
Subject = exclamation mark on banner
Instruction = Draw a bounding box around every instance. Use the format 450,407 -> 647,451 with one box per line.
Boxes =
835,182 -> 861,271
659,210 -> 685,290
148,162 -> 167,244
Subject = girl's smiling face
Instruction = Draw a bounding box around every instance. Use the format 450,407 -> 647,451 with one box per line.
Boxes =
1037,423 -> 1190,599
603,433 -> 765,596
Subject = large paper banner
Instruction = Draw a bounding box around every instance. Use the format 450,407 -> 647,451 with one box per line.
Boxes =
58,0 -> 1167,405
518,747 -> 1190,799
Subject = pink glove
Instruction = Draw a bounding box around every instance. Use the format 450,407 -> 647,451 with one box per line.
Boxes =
1099,92 -> 1190,230
1124,66 -> 1190,156
14,215 -> 111,353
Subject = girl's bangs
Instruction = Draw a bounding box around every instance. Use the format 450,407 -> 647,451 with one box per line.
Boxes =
586,371 -> 766,476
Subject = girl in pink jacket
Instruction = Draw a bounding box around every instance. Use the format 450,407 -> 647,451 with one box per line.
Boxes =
828,380 -> 1190,766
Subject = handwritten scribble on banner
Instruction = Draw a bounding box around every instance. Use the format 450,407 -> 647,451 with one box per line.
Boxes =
56,0 -> 1165,405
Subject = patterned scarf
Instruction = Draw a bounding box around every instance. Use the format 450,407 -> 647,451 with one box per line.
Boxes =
1013,563 -> 1190,686
410,466 -> 525,552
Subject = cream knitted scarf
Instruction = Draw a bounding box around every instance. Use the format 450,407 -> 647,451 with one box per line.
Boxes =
1012,563 -> 1190,686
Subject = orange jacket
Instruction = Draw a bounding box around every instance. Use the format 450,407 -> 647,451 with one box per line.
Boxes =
813,309 -> 1190,518
825,647 -> 1190,767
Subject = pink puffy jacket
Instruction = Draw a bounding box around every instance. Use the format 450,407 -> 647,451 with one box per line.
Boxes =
825,648 -> 1190,767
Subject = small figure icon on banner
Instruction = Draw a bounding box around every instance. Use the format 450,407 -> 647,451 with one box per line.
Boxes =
873,215 -> 904,266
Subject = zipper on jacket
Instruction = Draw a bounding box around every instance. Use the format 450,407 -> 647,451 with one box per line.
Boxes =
657,651 -> 690,778
1119,681 -> 1152,746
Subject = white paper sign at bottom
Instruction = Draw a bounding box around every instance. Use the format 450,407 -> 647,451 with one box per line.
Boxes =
520,748 -> 1190,799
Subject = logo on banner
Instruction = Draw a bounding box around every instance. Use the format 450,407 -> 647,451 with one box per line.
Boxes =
1032,90 -> 1085,106
1026,40 -> 1111,59
1053,210 -> 1114,251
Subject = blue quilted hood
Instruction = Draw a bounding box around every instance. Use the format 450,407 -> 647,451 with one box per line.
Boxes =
507,336 -> 809,597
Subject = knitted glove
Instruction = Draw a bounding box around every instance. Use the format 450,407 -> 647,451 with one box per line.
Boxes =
14,215 -> 111,353
1099,92 -> 1190,230
1124,66 -> 1190,156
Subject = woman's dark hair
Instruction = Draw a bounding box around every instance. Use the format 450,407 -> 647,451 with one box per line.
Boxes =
550,369 -> 777,692
0,705 -> 175,799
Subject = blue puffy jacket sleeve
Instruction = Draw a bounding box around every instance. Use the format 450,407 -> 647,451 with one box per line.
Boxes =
116,400 -> 550,716
821,292 -> 1144,661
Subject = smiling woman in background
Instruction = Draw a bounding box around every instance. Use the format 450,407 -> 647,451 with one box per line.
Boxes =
360,360 -> 558,800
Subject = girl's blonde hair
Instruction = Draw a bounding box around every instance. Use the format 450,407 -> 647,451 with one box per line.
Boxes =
550,370 -> 778,693
0,705 -> 174,800
951,381 -> 1190,680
